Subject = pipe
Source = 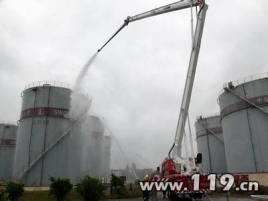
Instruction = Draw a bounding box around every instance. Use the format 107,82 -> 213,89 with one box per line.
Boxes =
168,143 -> 175,158
40,85 -> 51,185
97,17 -> 129,52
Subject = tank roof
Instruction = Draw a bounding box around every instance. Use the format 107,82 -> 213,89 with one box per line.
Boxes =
219,72 -> 268,96
0,120 -> 18,126
196,112 -> 220,121
23,81 -> 73,91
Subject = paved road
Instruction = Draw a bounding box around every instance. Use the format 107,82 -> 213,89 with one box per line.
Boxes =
105,195 -> 254,201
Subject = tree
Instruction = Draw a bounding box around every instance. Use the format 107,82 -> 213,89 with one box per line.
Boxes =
49,176 -> 73,201
110,174 -> 124,194
76,175 -> 105,201
0,182 -> 7,201
5,181 -> 24,201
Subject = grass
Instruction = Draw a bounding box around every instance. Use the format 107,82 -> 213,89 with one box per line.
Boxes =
104,185 -> 142,199
18,185 -> 268,200
19,185 -> 142,201
209,185 -> 268,197
20,190 -> 81,201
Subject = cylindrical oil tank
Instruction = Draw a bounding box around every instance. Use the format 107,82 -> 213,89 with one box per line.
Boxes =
195,115 -> 227,173
0,123 -> 18,182
83,115 -> 104,178
13,81 -> 72,186
102,135 -> 111,182
219,74 -> 268,173
67,115 -> 105,183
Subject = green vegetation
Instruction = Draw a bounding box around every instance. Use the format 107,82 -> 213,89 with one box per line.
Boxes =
0,174 -> 143,201
21,190 -> 80,201
256,185 -> 268,195
49,177 -> 73,201
110,174 -> 125,195
107,183 -> 142,199
0,182 -> 6,201
4,178 -> 268,201
19,183 -> 142,201
76,175 -> 106,201
5,181 -> 24,201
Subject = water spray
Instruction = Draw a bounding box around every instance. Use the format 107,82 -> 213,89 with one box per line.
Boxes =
69,51 -> 98,123
74,52 -> 98,90
102,121 -> 138,179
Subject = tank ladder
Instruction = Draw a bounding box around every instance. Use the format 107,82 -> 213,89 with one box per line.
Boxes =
15,121 -> 74,181
197,118 -> 224,143
14,115 -> 86,181
224,86 -> 267,172
224,87 -> 268,115
14,95 -> 92,182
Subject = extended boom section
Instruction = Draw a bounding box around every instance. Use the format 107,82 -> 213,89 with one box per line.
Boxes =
171,3 -> 208,158
98,0 -> 203,52
97,0 -> 208,162
126,0 -> 200,23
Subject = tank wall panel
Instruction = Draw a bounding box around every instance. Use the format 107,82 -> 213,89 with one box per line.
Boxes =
0,147 -> 16,181
41,135 -> 70,185
22,87 -> 71,110
208,133 -> 227,173
221,111 -> 255,172
67,124 -> 83,183
49,88 -> 71,109
67,115 -> 105,184
13,120 -> 32,177
0,124 -> 18,182
196,136 -> 210,172
195,116 -> 227,173
14,86 -> 71,185
223,107 -> 268,172
14,84 -> 110,185
219,78 -> 268,173
85,116 -> 103,177
21,89 -> 36,110
250,108 -> 268,171
102,136 -> 111,179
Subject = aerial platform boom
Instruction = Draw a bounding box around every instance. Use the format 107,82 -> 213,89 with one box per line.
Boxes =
98,0 -> 208,161
98,0 -> 204,52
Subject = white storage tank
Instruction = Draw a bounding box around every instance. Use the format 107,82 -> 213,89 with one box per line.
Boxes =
13,81 -> 109,185
0,123 -> 18,182
102,135 -> 111,181
67,115 -> 105,183
83,116 -> 105,177
13,81 -> 72,186
195,115 -> 227,173
219,73 -> 268,173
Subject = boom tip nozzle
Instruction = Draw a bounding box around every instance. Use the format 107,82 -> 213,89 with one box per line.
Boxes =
97,49 -> 100,52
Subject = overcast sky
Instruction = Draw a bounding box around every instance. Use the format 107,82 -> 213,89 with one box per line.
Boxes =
1,0 -> 268,170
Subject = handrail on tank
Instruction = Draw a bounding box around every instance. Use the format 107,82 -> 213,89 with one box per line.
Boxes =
195,112 -> 221,122
218,72 -> 268,96
0,120 -> 17,126
23,81 -> 74,91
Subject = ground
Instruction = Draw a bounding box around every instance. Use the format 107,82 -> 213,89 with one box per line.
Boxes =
105,193 -> 255,201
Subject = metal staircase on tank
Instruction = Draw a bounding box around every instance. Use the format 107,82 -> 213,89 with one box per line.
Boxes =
14,114 -> 86,181
15,121 -> 74,181
197,118 -> 224,144
224,86 -> 268,115
220,72 -> 268,116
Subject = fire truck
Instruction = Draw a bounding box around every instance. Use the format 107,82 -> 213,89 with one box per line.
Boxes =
98,0 -> 248,199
